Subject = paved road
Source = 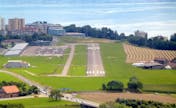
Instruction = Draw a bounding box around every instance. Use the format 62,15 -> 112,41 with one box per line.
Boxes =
87,43 -> 105,76
63,93 -> 99,107
61,44 -> 75,76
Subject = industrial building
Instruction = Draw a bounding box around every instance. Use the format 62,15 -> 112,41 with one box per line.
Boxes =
4,60 -> 30,68
4,43 -> 28,56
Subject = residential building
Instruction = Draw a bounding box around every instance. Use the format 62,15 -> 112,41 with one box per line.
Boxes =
134,30 -> 148,39
48,24 -> 65,36
0,17 -> 5,30
28,21 -> 48,34
0,85 -> 20,98
8,18 -> 25,31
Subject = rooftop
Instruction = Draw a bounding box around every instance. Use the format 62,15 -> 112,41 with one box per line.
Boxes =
2,85 -> 20,94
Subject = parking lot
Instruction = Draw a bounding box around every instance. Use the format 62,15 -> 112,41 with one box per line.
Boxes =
21,46 -> 69,56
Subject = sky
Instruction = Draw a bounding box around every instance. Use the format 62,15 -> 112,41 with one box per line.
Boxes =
0,0 -> 176,37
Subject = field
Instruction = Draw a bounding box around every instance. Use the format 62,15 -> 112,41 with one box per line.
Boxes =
57,36 -> 115,45
0,55 -> 68,75
0,72 -> 21,82
123,43 -> 176,63
0,37 -> 176,92
68,45 -> 87,76
78,92 -> 176,104
0,98 -> 79,108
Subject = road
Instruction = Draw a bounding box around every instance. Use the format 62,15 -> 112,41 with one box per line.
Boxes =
87,43 -> 105,76
61,44 -> 75,76
0,70 -> 50,96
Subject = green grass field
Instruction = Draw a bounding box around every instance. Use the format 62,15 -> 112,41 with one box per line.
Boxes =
0,72 -> 21,82
0,55 -> 68,75
68,45 -> 87,76
0,38 -> 176,92
0,98 -> 80,108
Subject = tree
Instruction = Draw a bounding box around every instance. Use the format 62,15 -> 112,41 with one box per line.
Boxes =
170,33 -> 176,42
127,77 -> 143,92
102,83 -> 106,90
28,85 -> 39,94
106,80 -> 124,92
49,89 -> 63,101
99,102 -> 131,108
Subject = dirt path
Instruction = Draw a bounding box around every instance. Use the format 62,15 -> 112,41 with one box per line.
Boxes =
61,44 -> 75,76
78,92 -> 176,104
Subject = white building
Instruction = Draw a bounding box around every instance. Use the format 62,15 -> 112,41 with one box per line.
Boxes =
47,25 -> 65,36
135,30 -> 148,39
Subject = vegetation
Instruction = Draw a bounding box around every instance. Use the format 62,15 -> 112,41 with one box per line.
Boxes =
64,24 -> 124,40
0,98 -> 79,108
102,80 -> 124,92
116,99 -> 176,108
69,45 -> 87,76
99,102 -> 131,108
127,34 -> 176,50
64,24 -> 176,50
0,56 -> 68,75
0,104 -> 24,108
49,89 -> 63,101
0,41 -> 176,92
127,77 -> 143,93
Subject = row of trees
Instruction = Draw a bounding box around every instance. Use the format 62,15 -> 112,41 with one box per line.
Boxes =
116,99 -> 176,108
0,81 -> 39,96
0,33 -> 52,47
102,77 -> 143,92
64,24 -> 126,40
127,34 -> 176,50
0,104 -> 24,108
100,99 -> 176,108
64,24 -> 176,50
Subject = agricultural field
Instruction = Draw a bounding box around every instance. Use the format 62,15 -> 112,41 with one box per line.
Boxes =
68,45 -> 87,76
123,43 -> 176,63
0,98 -> 80,108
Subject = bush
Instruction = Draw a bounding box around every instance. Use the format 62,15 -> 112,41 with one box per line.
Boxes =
127,77 -> 143,92
99,102 -> 131,108
116,99 -> 176,108
103,80 -> 124,92
0,103 -> 24,108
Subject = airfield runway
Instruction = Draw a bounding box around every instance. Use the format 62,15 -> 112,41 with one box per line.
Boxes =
87,44 -> 105,76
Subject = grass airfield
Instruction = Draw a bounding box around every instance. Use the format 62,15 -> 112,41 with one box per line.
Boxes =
0,36 -> 176,92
